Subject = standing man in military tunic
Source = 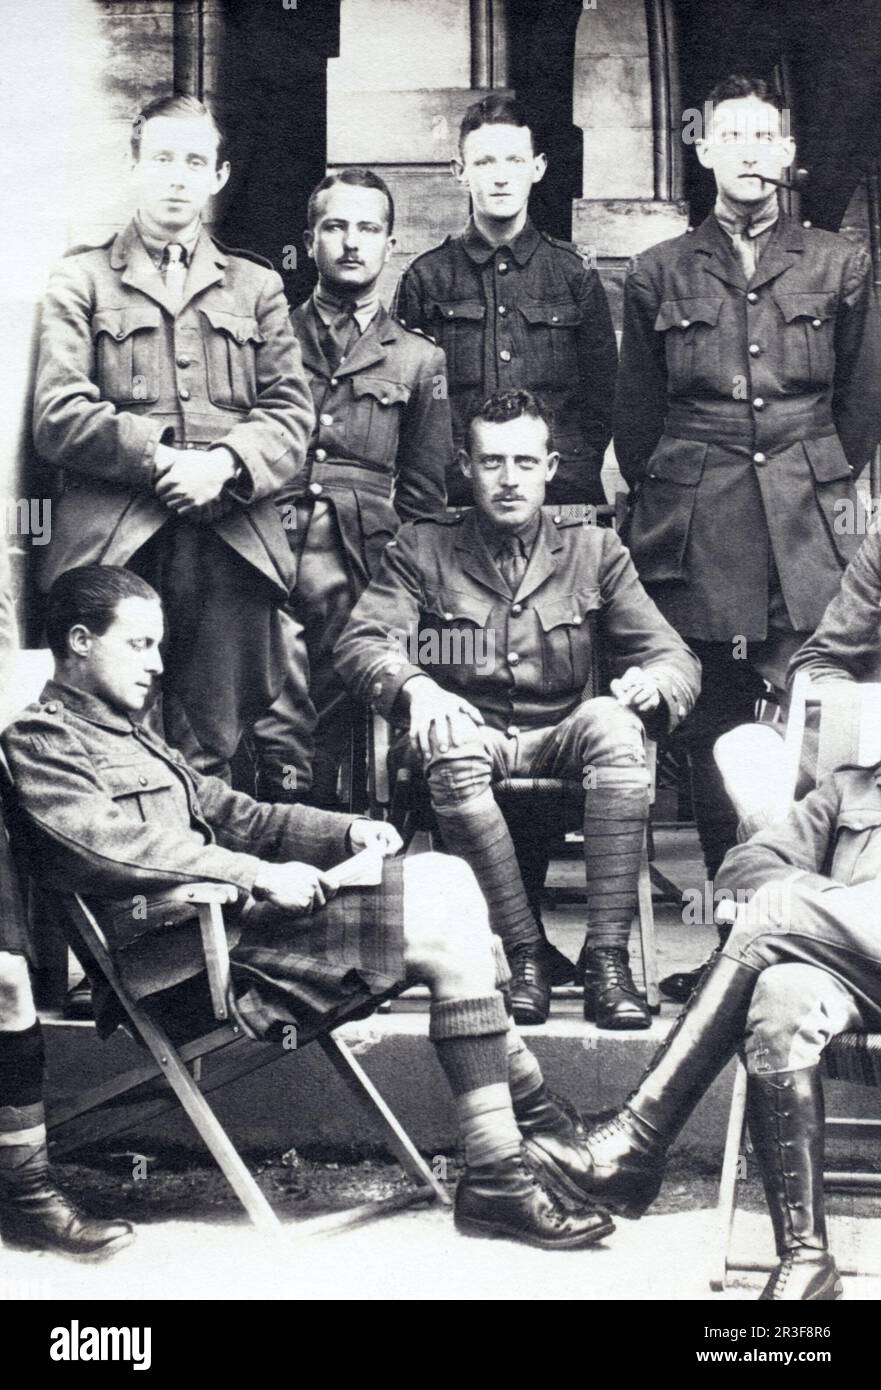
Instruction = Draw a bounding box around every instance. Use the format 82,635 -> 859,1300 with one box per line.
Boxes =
392,94 -> 618,507
252,169 -> 452,808
614,74 -> 881,998
33,95 -> 314,781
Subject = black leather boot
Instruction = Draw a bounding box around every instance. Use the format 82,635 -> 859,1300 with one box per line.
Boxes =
583,947 -> 651,1029
508,943 -> 552,1026
454,1149 -> 614,1249
0,1166 -> 134,1260
748,1068 -> 843,1302
524,949 -> 759,1215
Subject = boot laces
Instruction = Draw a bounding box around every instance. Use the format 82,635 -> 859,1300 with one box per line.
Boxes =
590,949 -> 637,995
511,950 -> 540,987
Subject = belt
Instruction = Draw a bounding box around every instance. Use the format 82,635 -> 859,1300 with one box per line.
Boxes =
664,404 -> 836,447
289,458 -> 394,501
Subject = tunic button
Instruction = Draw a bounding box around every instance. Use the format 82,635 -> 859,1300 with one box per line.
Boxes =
753,397 -> 765,409
680,318 -> 690,328
179,387 -> 191,400
45,702 -> 58,713
372,682 -> 383,696
748,343 -> 761,356
553,514 -> 562,524
443,611 -> 453,621
139,775 -> 148,786
803,220 -> 812,229
811,318 -> 822,329
753,452 -> 767,465
116,329 -> 125,339
176,355 -> 191,368
551,314 -> 560,323
511,603 -> 523,616
506,726 -> 519,737
447,309 -> 455,317
500,349 -> 512,362
747,291 -> 759,304
319,413 -> 333,425
330,378 -> 339,388
498,305 -> 507,316
498,262 -> 508,273
308,482 -> 323,496
381,396 -> 390,404
314,448 -> 327,462
508,652 -> 520,665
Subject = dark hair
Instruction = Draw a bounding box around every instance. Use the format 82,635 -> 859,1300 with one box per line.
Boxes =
45,566 -> 160,660
458,93 -> 537,157
307,168 -> 395,235
131,94 -> 226,167
705,74 -> 784,117
467,389 -> 553,448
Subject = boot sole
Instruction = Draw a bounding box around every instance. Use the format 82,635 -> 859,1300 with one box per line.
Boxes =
0,1228 -> 136,1261
455,1211 -> 614,1250
523,1138 -> 657,1219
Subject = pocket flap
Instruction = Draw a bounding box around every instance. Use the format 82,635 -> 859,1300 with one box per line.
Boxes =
424,589 -> 494,627
835,807 -> 881,833
519,301 -> 583,328
429,299 -> 486,323
103,762 -> 176,798
773,290 -> 837,324
351,377 -> 412,406
199,307 -> 265,344
804,436 -> 853,483
91,305 -> 161,341
654,297 -> 723,332
646,438 -> 709,485
535,589 -> 599,633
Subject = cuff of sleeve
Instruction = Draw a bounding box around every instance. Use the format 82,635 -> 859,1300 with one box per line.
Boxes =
365,661 -> 425,721
143,424 -> 174,486
212,851 -> 263,896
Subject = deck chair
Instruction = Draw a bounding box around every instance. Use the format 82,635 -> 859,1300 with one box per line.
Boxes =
2,651 -> 449,1234
368,502 -> 661,1011
710,672 -> 881,1288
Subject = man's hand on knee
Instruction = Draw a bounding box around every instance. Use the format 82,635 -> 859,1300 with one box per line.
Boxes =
252,861 -> 337,914
610,665 -> 661,714
403,674 -> 484,757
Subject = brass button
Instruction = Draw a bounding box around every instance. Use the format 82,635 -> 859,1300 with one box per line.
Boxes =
498,261 -> 508,273
179,387 -> 191,400
748,343 -> 761,356
176,355 -> 191,368
319,413 -> 333,426
443,610 -> 453,621
508,652 -> 520,665
753,397 -> 765,409
812,318 -> 822,329
552,314 -> 560,323
381,396 -> 390,404
499,349 -> 512,363
45,702 -> 58,713
553,514 -> 562,524
803,219 -> 812,229
753,452 -> 767,465
498,305 -> 507,316
506,725 -> 519,737
447,309 -> 455,317
680,317 -> 690,328
314,448 -> 327,462
746,291 -> 759,304
139,775 -> 148,786
308,482 -> 323,496
330,377 -> 339,388
511,603 -> 523,616
116,329 -> 125,339
372,682 -> 383,696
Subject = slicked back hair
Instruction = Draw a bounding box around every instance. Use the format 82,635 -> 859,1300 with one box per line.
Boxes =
46,566 -> 160,660
458,93 -> 537,157
131,94 -> 226,167
705,74 -> 785,119
307,168 -> 395,235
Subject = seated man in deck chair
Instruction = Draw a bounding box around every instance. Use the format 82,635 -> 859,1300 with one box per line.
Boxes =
2,564 -> 614,1251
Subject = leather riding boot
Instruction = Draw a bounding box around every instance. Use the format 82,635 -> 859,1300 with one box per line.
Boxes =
524,950 -> 759,1215
0,1162 -> 134,1260
748,1068 -> 843,1302
454,1149 -> 614,1249
582,947 -> 651,1029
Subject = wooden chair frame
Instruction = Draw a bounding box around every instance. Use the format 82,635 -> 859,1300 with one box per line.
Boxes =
711,673 -> 881,1288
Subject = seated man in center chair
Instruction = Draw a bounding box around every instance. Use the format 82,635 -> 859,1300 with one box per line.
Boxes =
2,564 -> 616,1251
335,389 -> 701,1027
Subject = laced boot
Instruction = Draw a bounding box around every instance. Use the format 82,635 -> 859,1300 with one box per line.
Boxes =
582,947 -> 651,1029
454,1148 -> 614,1249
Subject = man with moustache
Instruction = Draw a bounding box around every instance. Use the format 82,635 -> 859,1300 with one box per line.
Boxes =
253,168 -> 451,808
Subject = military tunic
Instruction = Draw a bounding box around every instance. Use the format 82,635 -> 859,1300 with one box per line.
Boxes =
32,220 -> 315,776
253,298 -> 452,804
392,218 -> 618,506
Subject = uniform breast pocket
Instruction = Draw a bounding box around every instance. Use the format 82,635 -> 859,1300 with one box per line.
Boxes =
535,589 -> 600,694
518,300 -> 582,387
349,376 -> 412,465
200,307 -> 265,409
831,808 -> 881,885
427,299 -> 485,387
102,762 -> 179,826
772,290 -> 838,388
654,297 -> 723,394
420,589 -> 495,681
91,306 -> 161,405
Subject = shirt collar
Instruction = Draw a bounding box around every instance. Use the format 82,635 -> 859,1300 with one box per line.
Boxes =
461,215 -> 542,267
312,283 -> 381,335
713,190 -> 779,241
135,214 -> 203,268
38,678 -> 140,733
475,509 -> 542,558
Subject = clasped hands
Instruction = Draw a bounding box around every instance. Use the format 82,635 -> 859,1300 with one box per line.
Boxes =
153,443 -> 240,514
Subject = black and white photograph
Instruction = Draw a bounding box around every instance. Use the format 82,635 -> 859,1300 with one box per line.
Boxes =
1,0 -> 881,1341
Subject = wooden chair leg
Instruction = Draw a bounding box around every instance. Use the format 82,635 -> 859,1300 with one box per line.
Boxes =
318,1033 -> 451,1206
711,1059 -> 749,1291
636,836 -> 660,1012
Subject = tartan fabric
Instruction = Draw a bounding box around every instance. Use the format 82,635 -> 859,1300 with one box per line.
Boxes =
823,1032 -> 881,1089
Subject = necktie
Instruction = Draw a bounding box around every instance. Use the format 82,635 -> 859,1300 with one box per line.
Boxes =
320,307 -> 359,371
728,224 -> 759,280
162,242 -> 187,313
497,535 -> 528,595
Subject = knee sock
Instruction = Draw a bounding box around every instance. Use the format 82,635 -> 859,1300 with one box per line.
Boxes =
429,993 -> 522,1169
583,771 -> 650,951
433,790 -> 539,952
0,1022 -> 49,1191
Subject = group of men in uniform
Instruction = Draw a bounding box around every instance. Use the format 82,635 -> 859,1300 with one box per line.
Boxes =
1,73 -> 881,1298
